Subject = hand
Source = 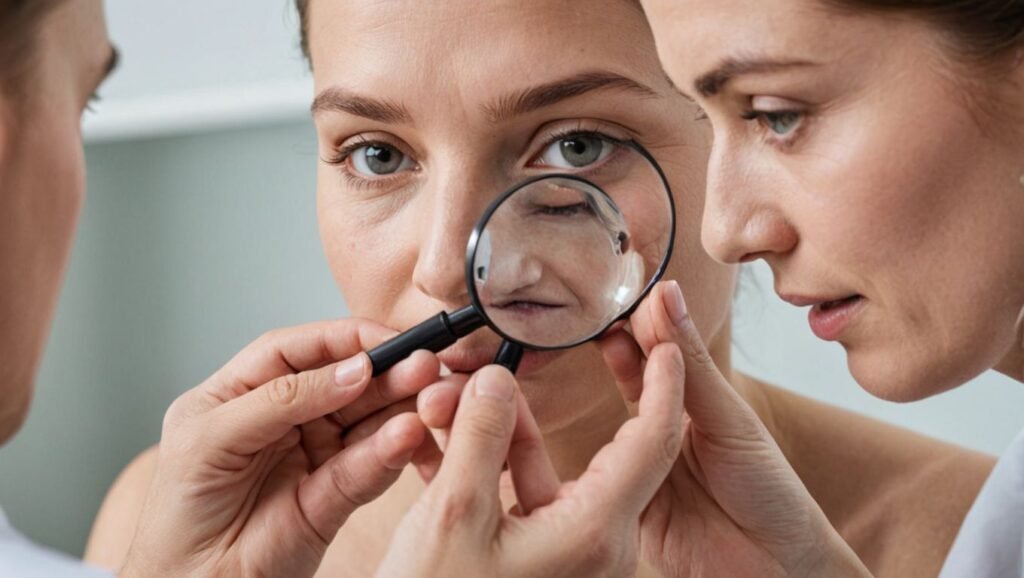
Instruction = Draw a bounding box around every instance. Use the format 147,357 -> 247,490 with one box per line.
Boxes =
375,345 -> 688,578
120,319 -> 439,578
598,281 -> 872,578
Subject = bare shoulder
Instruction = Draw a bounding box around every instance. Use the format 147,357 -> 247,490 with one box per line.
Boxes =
84,445 -> 159,571
750,377 -> 994,578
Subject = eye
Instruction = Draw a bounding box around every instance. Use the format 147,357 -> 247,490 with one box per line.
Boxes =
743,110 -> 803,136
350,143 -> 414,176
535,202 -> 592,217
538,134 -> 612,169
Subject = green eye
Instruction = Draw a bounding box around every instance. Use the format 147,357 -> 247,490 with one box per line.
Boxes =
353,144 -> 410,175
764,111 -> 801,135
539,134 -> 612,169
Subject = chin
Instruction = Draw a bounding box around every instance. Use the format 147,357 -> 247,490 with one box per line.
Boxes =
845,343 -> 985,403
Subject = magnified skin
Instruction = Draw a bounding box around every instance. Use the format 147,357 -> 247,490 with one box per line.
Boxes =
476,179 -> 650,347
472,147 -> 674,348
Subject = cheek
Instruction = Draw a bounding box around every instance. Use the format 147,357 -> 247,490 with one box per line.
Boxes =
663,165 -> 737,340
316,186 -> 416,320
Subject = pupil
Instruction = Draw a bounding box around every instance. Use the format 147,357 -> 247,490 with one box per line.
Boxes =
366,145 -> 400,174
560,136 -> 601,167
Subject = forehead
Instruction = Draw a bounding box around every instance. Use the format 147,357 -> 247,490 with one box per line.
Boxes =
651,0 -> 869,83
307,0 -> 660,101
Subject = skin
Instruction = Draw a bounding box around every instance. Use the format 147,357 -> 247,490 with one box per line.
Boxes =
480,176 -> 655,345
0,0 -> 113,446
1,2 -> 448,576
85,1 -> 994,576
640,0 -> 1024,400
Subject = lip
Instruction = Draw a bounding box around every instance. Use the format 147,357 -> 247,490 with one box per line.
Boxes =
807,296 -> 867,341
777,293 -> 851,307
777,291 -> 867,341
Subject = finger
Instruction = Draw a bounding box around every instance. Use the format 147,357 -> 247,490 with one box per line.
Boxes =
417,373 -> 470,429
433,365 -> 519,519
195,319 -> 399,412
597,328 -> 646,404
647,281 -> 765,442
205,353 -> 373,456
297,412 -> 426,545
411,435 -> 444,484
574,342 -> 685,517
341,397 -> 418,447
331,350 -> 440,429
506,390 -> 560,515
302,417 -> 344,470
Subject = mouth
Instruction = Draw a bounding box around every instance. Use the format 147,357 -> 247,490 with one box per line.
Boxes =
814,294 -> 864,312
806,295 -> 867,341
490,300 -> 565,314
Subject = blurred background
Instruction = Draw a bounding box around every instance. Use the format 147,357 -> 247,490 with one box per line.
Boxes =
1,0 -> 1021,559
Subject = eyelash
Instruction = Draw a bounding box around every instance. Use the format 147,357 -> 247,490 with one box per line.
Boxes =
532,127 -> 618,166
321,136 -> 415,191
85,92 -> 102,114
739,108 -> 806,148
322,124 -> 624,190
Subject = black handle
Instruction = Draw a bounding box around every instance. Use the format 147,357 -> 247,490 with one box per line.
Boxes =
368,305 -> 485,376
493,340 -> 524,374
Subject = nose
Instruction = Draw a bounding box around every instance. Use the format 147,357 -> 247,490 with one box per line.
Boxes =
411,169 -> 488,306
700,141 -> 798,264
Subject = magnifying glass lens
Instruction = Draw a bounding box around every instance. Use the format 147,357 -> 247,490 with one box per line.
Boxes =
473,142 -> 674,349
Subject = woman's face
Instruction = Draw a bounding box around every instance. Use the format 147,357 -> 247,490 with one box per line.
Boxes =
0,0 -> 114,444
642,0 -> 1024,399
309,0 -> 736,426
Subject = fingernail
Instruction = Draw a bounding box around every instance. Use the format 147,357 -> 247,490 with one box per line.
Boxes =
664,280 -> 688,327
438,361 -> 452,377
335,354 -> 368,389
475,372 -> 515,401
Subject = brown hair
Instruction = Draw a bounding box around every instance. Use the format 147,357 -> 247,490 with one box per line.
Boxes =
827,1 -> 1024,62
296,0 -> 311,62
0,0 -> 63,89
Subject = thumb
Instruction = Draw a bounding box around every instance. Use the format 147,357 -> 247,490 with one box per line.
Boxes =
432,365 -> 519,522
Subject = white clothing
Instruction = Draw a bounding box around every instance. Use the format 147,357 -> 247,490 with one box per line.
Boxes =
940,428 -> 1024,578
0,508 -> 112,578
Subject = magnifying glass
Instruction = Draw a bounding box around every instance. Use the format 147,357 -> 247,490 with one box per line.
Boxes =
367,140 -> 675,375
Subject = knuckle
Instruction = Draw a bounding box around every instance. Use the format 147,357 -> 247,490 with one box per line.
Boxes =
680,332 -> 716,373
656,428 -> 683,471
464,406 -> 511,442
327,457 -> 376,510
267,373 -> 303,407
254,328 -> 283,349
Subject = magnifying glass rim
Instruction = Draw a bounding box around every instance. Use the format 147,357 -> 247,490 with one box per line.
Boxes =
464,139 -> 677,352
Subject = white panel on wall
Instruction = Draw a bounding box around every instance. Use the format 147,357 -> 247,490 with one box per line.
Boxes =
84,0 -> 312,142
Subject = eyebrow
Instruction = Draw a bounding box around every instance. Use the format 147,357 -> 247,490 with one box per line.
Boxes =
311,88 -> 412,123
309,70 -> 659,126
485,71 -> 659,122
694,57 -> 816,98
